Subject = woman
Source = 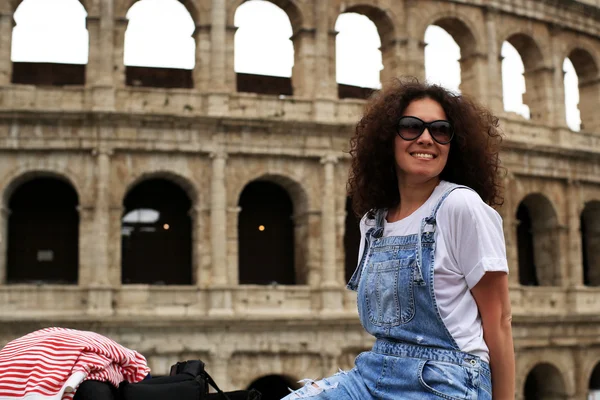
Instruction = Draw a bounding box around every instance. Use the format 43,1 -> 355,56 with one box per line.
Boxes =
283,79 -> 515,399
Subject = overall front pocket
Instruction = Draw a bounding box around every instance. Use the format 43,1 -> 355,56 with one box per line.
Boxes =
364,257 -> 416,326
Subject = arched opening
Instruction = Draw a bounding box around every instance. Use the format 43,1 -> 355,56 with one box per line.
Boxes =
524,363 -> 566,400
589,362 -> 600,399
11,0 -> 88,86
426,18 -> 479,96
247,375 -> 300,400
234,0 -> 294,96
502,40 -> 530,119
344,197 -> 360,283
7,177 -> 79,284
335,12 -> 382,99
502,34 -> 548,121
563,58 -> 581,131
516,194 -> 561,286
581,201 -> 600,286
238,181 -> 295,285
425,25 -> 460,93
517,203 -> 537,286
121,178 -> 192,284
124,0 -> 195,88
567,48 -> 600,132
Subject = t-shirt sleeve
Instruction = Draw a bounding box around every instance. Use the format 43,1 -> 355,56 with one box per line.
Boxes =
438,189 -> 509,289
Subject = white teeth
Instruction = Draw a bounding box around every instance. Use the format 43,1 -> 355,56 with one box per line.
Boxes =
412,153 -> 434,159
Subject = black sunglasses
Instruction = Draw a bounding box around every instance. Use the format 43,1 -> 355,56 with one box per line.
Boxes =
397,116 -> 454,145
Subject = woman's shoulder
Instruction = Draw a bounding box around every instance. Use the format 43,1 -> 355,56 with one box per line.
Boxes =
439,184 -> 502,222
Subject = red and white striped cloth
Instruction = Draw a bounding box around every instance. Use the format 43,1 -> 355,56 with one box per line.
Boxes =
0,327 -> 150,400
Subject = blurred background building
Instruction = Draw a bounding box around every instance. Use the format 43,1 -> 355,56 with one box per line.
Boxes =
1,0 -> 600,398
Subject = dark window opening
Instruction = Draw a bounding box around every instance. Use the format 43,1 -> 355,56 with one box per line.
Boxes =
524,364 -> 566,400
238,181 -> 294,285
7,177 -> 79,284
236,73 -> 293,96
344,197 -> 361,282
338,83 -> 376,100
590,363 -> 600,392
517,203 -> 538,286
247,375 -> 299,400
12,62 -> 86,86
126,66 -> 193,89
122,179 -> 192,285
582,214 -> 590,285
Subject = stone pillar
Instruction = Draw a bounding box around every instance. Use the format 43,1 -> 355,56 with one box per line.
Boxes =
502,176 -> 520,285
0,207 -> 10,283
193,24 -> 211,92
209,151 -> 232,315
320,155 -> 342,313
484,9 -> 503,114
0,13 -> 13,85
566,182 -> 583,287
113,18 -> 128,88
578,77 -> 600,133
550,28 -> 568,129
291,28 -> 317,98
84,148 -> 113,315
78,204 -> 95,286
226,206 -> 241,284
224,25 -> 237,93
108,205 -> 124,286
523,66 -> 554,122
210,0 -> 226,90
209,351 -> 232,391
459,52 -> 488,103
87,1 -> 116,110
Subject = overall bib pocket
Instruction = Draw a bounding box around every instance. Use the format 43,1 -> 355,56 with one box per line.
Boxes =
364,255 -> 416,326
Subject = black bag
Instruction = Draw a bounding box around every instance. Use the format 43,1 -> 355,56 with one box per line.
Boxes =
118,359 -> 261,400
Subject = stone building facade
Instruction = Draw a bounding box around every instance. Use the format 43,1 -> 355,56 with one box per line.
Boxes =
1,0 -> 600,398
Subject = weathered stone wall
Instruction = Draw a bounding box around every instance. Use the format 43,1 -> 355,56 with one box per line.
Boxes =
0,0 -> 600,398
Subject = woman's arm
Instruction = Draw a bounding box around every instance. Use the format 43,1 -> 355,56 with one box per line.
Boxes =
471,271 -> 515,400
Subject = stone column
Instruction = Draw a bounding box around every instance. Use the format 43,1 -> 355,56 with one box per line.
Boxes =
0,207 -> 10,283
209,351 -> 233,391
566,182 -> 583,286
85,147 -> 113,315
224,25 -> 237,93
86,1 -> 116,110
226,206 -> 241,284
108,205 -> 124,286
484,9 -> 503,114
193,24 -> 211,92
207,0 -> 229,115
209,151 -> 232,315
523,66 -> 554,122
0,13 -> 13,85
578,77 -> 600,133
459,52 -> 488,103
113,18 -> 128,88
320,155 -> 343,313
291,28 -> 317,98
502,176 -> 519,285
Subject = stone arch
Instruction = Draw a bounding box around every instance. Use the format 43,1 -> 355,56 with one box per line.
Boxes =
121,176 -> 194,285
11,0 -> 88,85
117,0 -> 200,23
9,0 -> 90,14
581,201 -> 600,286
233,173 -> 308,217
4,174 -> 80,284
424,14 -> 481,97
516,193 -> 561,286
565,47 -> 600,132
523,362 -> 568,400
337,4 -> 395,47
236,174 -> 309,285
1,166 -> 83,208
501,31 -> 551,121
227,0 -> 303,33
122,170 -> 199,208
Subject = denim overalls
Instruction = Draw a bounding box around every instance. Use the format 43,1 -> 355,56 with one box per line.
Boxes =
282,184 -> 492,400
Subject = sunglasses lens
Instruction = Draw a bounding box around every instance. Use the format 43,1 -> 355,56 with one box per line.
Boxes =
429,121 -> 453,143
398,117 -> 423,140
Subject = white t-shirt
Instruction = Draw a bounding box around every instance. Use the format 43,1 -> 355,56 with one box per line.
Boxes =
357,181 -> 509,362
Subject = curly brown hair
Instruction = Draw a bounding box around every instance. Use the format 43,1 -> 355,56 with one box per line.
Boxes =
347,78 -> 504,217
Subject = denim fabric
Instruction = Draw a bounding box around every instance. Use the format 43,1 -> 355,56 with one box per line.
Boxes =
281,184 -> 492,400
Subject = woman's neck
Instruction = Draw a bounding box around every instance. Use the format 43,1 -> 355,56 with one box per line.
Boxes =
388,177 -> 441,222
